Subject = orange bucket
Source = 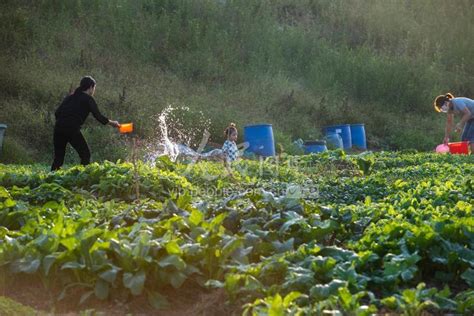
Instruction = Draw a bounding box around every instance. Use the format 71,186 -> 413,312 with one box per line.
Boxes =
448,141 -> 469,154
119,123 -> 133,134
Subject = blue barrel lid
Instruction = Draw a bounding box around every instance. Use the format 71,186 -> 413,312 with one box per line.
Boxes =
325,124 -> 350,128
245,123 -> 272,127
304,140 -> 326,145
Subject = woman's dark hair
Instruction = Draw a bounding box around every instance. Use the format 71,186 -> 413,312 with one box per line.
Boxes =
74,76 -> 96,94
224,123 -> 237,138
433,92 -> 454,112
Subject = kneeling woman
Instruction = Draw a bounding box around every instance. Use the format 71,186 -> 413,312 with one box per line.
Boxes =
434,93 -> 474,153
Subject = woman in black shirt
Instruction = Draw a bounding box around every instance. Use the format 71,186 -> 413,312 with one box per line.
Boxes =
51,76 -> 120,171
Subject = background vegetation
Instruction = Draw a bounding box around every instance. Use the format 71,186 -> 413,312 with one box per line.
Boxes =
0,0 -> 473,163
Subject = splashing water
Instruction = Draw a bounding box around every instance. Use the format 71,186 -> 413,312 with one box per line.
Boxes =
144,105 -> 213,163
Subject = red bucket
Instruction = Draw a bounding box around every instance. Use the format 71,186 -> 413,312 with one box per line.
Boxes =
448,141 -> 469,154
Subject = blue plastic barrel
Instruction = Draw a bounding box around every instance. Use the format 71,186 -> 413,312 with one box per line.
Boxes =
304,140 -> 327,154
350,124 -> 367,150
244,124 -> 275,157
324,124 -> 352,149
324,132 -> 343,149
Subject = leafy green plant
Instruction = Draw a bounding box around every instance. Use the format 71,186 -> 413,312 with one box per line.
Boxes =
381,283 -> 439,316
0,153 -> 473,312
354,155 -> 375,176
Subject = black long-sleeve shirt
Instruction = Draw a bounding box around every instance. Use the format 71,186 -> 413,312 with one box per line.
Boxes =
55,92 -> 109,130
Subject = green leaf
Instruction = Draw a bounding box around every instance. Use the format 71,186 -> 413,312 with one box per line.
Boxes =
4,198 -> 16,208
272,238 -> 294,253
0,187 -> 10,199
279,213 -> 306,234
338,287 -> 353,309
268,294 -> 283,316
184,264 -> 201,276
417,300 -> 439,312
221,237 -> 242,261
189,209 -> 204,226
11,258 -> 41,274
438,285 -> 451,298
61,261 -> 85,270
402,288 -> 417,304
158,255 -> 186,270
99,266 -> 120,283
147,291 -> 170,310
455,290 -> 474,313
383,252 -> 421,281
60,237 -> 78,251
283,291 -> 301,308
165,241 -> 182,255
356,156 -> 374,176
34,234 -> 57,252
310,280 -> 347,300
0,227 -> 9,238
356,305 -> 377,316
225,274 -> 242,293
461,268 -> 474,287
401,269 -> 415,281
381,296 -> 398,310
95,278 -> 109,300
205,279 -> 225,289
42,254 -> 57,276
169,271 -> 187,289
43,201 -> 60,210
312,256 -> 337,274
231,246 -> 252,264
155,156 -> 175,171
209,213 -> 226,230
319,246 -> 357,261
123,270 -> 146,296
177,192 -> 192,209
81,227 -> 103,240
51,211 -> 64,236
459,248 -> 474,267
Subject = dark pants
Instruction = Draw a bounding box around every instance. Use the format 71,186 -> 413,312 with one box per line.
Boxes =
461,118 -> 474,143
51,127 -> 90,171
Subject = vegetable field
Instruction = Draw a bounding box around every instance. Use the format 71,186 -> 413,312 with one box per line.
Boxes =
0,152 -> 473,315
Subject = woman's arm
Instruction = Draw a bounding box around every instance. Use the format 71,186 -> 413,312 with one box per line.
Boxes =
88,97 -> 110,125
444,112 -> 454,144
88,96 -> 120,128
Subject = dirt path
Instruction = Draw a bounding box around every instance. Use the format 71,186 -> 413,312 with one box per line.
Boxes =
0,274 -> 238,315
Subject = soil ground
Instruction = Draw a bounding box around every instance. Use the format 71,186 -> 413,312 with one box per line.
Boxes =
0,274 -> 239,315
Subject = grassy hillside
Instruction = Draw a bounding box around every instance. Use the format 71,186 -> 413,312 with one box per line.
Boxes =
0,0 -> 473,163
